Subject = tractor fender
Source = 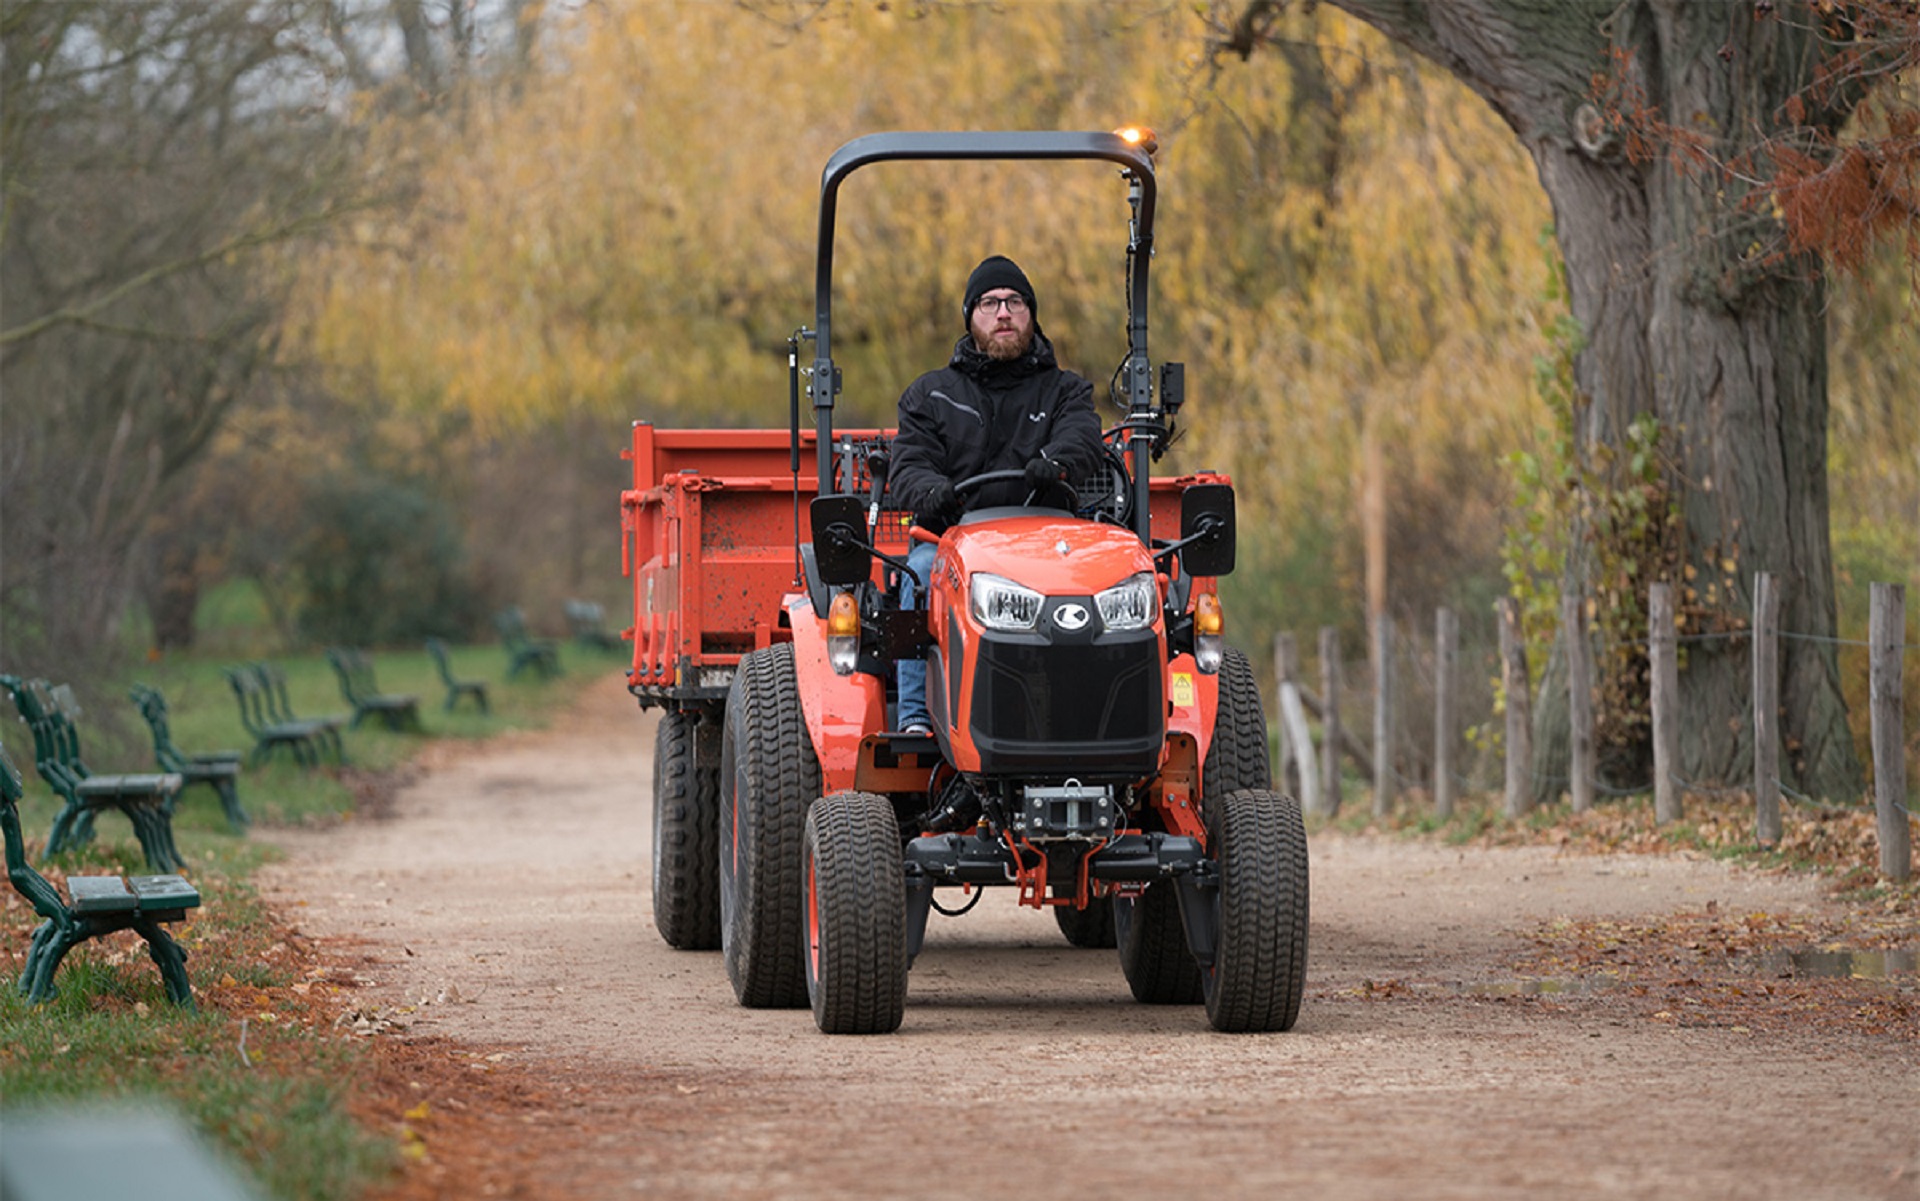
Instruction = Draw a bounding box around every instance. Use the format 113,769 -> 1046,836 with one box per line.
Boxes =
1164,649 -> 1220,761
783,592 -> 887,793
1157,650 -> 1220,840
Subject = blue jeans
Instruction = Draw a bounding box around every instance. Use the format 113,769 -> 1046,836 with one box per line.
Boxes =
894,540 -> 939,731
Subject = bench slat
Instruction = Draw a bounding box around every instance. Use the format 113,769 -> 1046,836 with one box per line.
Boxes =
76,772 -> 183,798
130,873 -> 201,910
67,875 -> 138,913
180,760 -> 241,778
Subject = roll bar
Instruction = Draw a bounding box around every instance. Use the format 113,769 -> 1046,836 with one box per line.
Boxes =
805,131 -> 1158,529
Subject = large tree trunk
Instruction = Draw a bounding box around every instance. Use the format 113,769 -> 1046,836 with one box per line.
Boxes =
1324,0 -> 1864,798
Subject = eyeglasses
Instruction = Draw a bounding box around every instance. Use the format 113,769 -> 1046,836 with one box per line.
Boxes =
975,294 -> 1028,314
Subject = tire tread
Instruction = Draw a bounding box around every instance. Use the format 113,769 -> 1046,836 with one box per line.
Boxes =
1204,788 -> 1309,1033
805,791 -> 907,1034
722,645 -> 818,1008
653,709 -> 721,949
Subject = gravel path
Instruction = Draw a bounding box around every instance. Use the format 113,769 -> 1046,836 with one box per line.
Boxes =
260,670 -> 1919,1200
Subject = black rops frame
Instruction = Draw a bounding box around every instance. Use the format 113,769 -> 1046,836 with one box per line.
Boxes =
805,131 -> 1160,545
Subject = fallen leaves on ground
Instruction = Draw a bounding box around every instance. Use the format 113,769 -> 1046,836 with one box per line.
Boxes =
1509,905 -> 1918,1040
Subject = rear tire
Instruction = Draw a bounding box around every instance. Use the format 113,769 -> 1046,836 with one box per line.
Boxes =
1115,880 -> 1202,1004
1203,644 -> 1271,796
1202,788 -> 1309,1033
719,645 -> 818,1008
804,791 -> 907,1034
652,708 -> 721,950
1052,887 -> 1117,948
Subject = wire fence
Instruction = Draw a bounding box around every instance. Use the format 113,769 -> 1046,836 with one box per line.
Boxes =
1269,575 -> 1915,881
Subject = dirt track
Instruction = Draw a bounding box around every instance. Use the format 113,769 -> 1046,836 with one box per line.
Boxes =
260,670 -> 1919,1201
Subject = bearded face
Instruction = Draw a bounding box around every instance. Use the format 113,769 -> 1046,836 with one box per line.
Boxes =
969,290 -> 1035,361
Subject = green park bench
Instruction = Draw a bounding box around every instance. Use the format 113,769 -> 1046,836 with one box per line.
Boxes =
1,676 -> 187,874
494,606 -> 561,680
425,638 -> 490,713
129,683 -> 250,832
222,663 -> 343,766
254,661 -> 347,758
325,647 -> 422,731
563,599 -> 623,651
1,735 -> 199,1007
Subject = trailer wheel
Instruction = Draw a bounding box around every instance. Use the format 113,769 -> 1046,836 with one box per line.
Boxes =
1115,880 -> 1202,1004
1203,644 -> 1271,798
719,644 -> 818,1008
652,708 -> 721,949
1202,788 -> 1309,1033
1052,887 -> 1116,948
803,791 -> 907,1034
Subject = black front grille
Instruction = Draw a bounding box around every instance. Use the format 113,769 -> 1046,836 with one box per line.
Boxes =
969,631 -> 1163,775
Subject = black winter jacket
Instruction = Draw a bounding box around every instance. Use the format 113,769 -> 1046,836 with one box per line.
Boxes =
889,330 -> 1103,531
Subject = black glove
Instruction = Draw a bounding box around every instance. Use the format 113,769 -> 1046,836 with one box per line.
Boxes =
918,479 -> 960,525
1023,455 -> 1068,494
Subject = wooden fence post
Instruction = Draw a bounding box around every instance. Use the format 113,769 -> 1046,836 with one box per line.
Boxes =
1273,631 -> 1294,793
1373,613 -> 1394,818
1870,582 -> 1910,882
1565,593 -> 1595,814
1752,571 -> 1782,847
1498,597 -> 1532,819
1650,582 -> 1682,824
1272,632 -> 1319,806
1433,607 -> 1457,820
1318,626 -> 1342,817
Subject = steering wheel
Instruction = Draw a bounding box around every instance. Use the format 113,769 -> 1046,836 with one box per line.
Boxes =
954,468 -> 1078,511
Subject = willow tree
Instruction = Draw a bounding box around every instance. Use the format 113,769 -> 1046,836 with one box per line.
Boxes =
1232,0 -> 1907,799
304,2 -> 1554,645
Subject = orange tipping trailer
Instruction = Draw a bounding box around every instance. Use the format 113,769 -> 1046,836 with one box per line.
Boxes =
622,424 -> 847,702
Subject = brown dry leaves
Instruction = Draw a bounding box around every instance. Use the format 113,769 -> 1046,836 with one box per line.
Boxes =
1513,905 -> 1918,1041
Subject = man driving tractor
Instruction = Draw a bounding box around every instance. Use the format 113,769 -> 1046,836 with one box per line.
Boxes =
888,254 -> 1106,736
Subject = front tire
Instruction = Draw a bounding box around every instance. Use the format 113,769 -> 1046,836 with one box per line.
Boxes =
804,791 -> 907,1034
1202,788 -> 1309,1033
719,645 -> 818,1008
652,708 -> 721,949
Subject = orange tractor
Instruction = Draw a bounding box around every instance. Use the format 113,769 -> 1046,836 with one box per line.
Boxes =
623,131 -> 1307,1033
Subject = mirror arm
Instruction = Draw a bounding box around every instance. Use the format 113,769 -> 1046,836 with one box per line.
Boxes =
1151,517 -> 1222,573
822,523 -> 924,590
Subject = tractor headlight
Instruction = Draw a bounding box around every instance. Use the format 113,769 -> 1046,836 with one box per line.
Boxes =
1094,571 -> 1157,631
1193,591 -> 1224,674
970,573 -> 1042,631
827,590 -> 860,675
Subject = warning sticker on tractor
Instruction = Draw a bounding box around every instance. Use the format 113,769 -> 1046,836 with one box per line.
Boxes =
1171,672 -> 1195,708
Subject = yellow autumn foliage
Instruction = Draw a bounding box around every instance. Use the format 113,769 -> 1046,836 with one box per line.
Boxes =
287,1 -> 1587,635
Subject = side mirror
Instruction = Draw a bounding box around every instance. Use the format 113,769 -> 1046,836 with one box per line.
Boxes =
809,495 -> 872,586
1178,483 -> 1236,577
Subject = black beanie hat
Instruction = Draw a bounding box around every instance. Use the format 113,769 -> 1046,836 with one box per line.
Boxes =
963,255 -> 1036,327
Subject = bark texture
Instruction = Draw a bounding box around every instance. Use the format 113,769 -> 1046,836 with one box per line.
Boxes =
1325,0 -> 1864,798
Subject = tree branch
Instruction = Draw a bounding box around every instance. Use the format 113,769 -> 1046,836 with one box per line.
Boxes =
0,209 -> 337,349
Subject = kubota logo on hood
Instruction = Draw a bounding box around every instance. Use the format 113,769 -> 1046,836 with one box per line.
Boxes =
1053,603 -> 1090,632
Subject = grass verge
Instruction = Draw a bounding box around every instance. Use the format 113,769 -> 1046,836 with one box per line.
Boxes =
1,644 -> 607,1200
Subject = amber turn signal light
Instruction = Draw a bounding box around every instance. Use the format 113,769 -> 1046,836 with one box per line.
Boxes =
1193,591 -> 1223,674
827,591 -> 860,675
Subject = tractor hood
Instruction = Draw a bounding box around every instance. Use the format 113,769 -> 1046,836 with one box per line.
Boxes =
945,510 -> 1155,597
